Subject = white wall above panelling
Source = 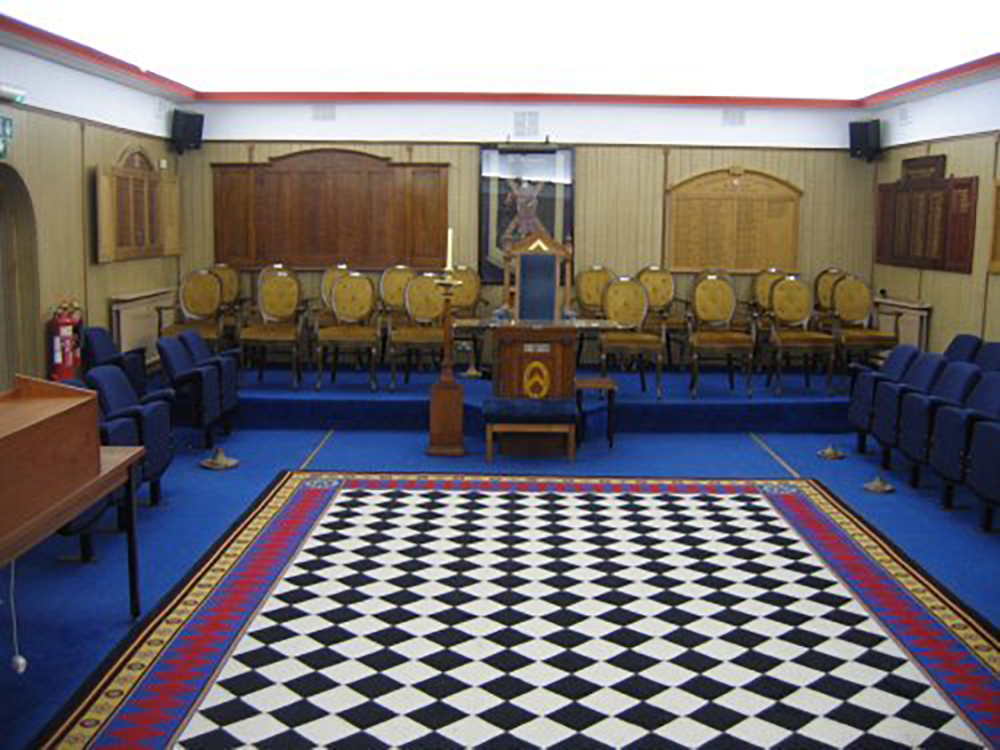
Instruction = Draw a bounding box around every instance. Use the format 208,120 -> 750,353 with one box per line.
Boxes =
874,77 -> 1000,146
191,101 -> 860,148
0,46 -> 173,137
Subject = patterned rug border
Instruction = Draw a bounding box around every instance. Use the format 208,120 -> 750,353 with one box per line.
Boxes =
38,471 -> 999,749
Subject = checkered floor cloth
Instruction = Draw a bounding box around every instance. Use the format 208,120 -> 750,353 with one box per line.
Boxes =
175,482 -> 983,749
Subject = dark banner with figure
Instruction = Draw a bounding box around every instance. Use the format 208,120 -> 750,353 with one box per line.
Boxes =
479,148 -> 574,283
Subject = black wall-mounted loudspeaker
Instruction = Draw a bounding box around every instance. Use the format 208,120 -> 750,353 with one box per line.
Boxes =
849,119 -> 881,162
170,110 -> 204,154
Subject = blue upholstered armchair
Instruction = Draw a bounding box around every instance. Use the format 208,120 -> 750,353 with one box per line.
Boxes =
157,336 -> 222,448
848,345 -> 918,453
974,342 -> 1000,372
928,372 -> 1000,511
85,365 -> 174,506
967,420 -> 1000,532
179,330 -> 239,432
870,353 -> 946,469
82,326 -> 147,396
897,361 -> 981,486
943,334 -> 982,362
58,409 -> 139,562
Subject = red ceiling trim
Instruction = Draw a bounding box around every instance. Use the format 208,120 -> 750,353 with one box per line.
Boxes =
193,90 -> 863,108
2,13 -> 997,108
0,14 -> 197,98
860,52 -> 1000,106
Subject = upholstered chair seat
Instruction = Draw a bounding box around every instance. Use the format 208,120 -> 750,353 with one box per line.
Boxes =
239,268 -> 305,387
314,271 -> 380,390
599,277 -> 664,399
832,275 -> 899,364
848,345 -> 919,452
687,271 -> 754,398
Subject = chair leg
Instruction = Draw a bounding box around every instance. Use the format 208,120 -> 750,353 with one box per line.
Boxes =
369,346 -> 378,392
727,354 -> 735,390
331,347 -> 339,385
79,533 -> 95,563
908,463 -> 920,488
982,505 -> 994,533
856,431 -> 867,454
150,479 -> 162,507
690,352 -> 699,399
257,346 -> 265,383
600,351 -> 608,379
804,354 -> 812,390
315,344 -> 324,390
638,354 -> 647,393
773,348 -> 783,395
881,446 -> 891,470
293,344 -> 300,389
655,352 -> 663,400
745,352 -> 754,398
390,347 -> 398,391
405,349 -> 413,385
942,482 -> 954,509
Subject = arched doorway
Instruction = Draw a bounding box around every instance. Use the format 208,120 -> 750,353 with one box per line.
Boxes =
0,164 -> 41,389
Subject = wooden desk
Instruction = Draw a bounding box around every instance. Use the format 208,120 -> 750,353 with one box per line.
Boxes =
0,446 -> 146,618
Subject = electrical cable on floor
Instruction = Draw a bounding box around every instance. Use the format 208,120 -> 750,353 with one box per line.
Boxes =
9,560 -> 27,674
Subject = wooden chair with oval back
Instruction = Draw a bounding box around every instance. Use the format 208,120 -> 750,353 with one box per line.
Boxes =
238,267 -> 306,387
749,267 -> 786,370
637,266 -> 686,368
766,274 -> 836,394
157,269 -> 223,345
379,265 -> 416,365
813,266 -> 847,332
599,277 -> 664,399
448,266 -> 483,373
575,265 -> 614,365
211,262 -> 244,347
314,272 -> 379,391
387,273 -> 446,391
831,274 -> 900,370
687,270 -> 755,398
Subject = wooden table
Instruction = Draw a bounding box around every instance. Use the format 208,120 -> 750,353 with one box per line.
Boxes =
0,446 -> 146,618
575,376 -> 618,448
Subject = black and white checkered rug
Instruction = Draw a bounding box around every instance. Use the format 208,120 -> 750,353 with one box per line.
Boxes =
176,481 -> 983,749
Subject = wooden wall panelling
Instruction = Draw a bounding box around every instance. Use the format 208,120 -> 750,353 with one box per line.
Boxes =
82,126 -> 178,329
873,143 -> 927,301
575,146 -> 665,277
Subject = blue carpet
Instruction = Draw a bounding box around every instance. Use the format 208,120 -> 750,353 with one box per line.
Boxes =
0,427 -> 329,750
239,366 -> 851,433
757,432 -> 1000,625
3,421 -> 997,748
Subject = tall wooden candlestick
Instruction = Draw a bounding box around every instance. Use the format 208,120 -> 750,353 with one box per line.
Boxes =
428,277 -> 464,456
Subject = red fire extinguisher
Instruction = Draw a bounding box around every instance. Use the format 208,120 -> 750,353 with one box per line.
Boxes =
48,301 -> 83,382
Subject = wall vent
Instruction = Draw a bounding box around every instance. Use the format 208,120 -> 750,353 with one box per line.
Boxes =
898,106 -> 912,128
312,104 -> 338,121
722,109 -> 746,127
514,111 -> 540,138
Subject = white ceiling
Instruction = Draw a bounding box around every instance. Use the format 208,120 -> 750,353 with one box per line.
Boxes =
1,0 -> 998,99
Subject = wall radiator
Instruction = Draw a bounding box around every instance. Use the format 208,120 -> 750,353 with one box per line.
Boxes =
109,288 -> 176,364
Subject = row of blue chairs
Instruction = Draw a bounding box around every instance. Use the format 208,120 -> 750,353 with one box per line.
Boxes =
849,335 -> 1000,531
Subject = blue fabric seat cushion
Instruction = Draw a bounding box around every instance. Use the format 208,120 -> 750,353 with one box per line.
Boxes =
483,398 -> 577,424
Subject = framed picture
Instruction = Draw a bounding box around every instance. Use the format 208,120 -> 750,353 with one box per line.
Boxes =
479,147 -> 575,283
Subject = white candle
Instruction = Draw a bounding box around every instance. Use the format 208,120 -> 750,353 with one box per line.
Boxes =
446,228 -> 454,271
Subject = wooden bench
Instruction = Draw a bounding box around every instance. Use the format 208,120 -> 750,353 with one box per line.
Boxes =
486,422 -> 576,463
482,397 -> 578,463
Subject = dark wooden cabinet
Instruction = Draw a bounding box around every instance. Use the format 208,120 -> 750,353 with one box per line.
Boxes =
212,149 -> 448,270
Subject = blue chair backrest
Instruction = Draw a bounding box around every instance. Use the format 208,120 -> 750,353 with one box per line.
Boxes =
179,331 -> 213,365
518,254 -> 559,322
966,372 -> 1000,417
943,334 -> 981,362
85,365 -> 138,416
974,342 -> 1000,372
83,327 -> 119,367
880,345 -> 919,381
901,353 -> 946,392
158,337 -> 195,381
929,361 -> 980,402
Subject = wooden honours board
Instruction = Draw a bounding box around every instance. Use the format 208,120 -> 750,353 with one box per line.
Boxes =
667,168 -> 801,272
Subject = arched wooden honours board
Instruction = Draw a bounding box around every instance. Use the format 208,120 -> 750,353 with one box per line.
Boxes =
213,149 -> 449,270
667,167 -> 801,273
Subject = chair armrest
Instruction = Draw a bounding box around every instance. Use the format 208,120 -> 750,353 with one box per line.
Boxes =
142,387 -> 175,405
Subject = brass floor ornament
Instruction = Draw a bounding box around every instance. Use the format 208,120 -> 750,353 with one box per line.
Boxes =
864,475 -> 895,494
200,447 -> 240,471
817,445 -> 846,460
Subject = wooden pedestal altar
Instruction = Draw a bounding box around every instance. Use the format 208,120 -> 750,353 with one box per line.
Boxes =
428,279 -> 465,456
